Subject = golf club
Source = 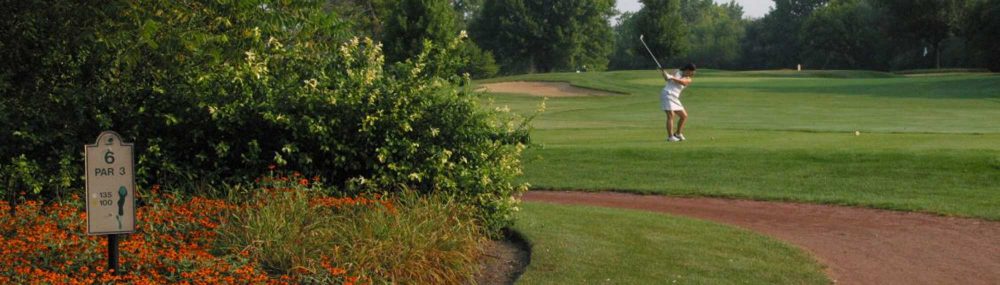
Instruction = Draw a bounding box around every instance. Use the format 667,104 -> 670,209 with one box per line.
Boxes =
639,34 -> 663,70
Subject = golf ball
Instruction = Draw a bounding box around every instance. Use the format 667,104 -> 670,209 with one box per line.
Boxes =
854,131 -> 860,136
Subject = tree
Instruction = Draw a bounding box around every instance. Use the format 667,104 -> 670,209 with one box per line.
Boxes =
455,40 -> 499,78
471,0 -> 541,72
739,18 -> 769,69
383,0 -> 461,63
609,12 -> 646,69
740,0 -> 829,69
612,0 -> 744,70
635,0 -> 688,65
327,0 -> 393,38
877,0 -> 954,68
675,0 -> 746,68
0,0 -> 103,197
471,0 -> 616,73
964,0 -> 1000,71
555,0 -> 616,71
452,0 -> 484,28
800,0 -> 889,69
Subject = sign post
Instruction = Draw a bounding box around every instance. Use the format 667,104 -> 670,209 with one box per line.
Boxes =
85,131 -> 136,275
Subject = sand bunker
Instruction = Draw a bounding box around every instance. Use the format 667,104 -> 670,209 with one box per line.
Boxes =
478,81 -> 620,97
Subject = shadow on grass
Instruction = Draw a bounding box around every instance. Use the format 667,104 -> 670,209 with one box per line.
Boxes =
702,75 -> 1000,100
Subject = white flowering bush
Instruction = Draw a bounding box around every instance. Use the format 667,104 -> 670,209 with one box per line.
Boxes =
1,0 -> 527,234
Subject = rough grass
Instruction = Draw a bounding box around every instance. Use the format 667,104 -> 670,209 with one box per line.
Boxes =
512,202 -> 830,285
480,70 -> 1000,220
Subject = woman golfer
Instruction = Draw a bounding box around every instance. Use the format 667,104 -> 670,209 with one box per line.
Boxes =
660,63 -> 696,142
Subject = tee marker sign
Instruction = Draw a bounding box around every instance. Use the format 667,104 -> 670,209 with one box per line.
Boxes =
85,131 -> 136,235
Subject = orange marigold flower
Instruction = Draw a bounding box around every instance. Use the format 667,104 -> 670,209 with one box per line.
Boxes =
321,262 -> 347,276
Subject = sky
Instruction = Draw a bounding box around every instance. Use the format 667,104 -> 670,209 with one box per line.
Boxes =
616,0 -> 773,19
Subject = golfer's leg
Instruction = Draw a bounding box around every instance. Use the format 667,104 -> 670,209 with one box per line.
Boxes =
665,111 -> 675,136
676,110 -> 688,135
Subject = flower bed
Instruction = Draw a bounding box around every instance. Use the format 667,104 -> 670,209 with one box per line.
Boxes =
0,174 -> 412,284
0,185 -> 379,284
1,173 -> 484,284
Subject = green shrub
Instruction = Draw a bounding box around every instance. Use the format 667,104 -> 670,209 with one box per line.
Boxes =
1,0 -> 527,233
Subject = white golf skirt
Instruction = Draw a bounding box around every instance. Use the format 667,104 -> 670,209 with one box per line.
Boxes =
660,90 -> 684,111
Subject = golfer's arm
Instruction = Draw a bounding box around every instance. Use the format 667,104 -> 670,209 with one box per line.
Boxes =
663,73 -> 691,86
670,77 -> 692,86
659,70 -> 672,82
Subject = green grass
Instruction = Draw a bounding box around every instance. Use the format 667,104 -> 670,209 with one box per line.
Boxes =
512,202 -> 830,285
894,68 -> 992,75
479,70 -> 1000,220
729,69 -> 899,78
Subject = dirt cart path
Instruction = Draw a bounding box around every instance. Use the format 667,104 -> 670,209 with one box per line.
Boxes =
522,191 -> 1000,285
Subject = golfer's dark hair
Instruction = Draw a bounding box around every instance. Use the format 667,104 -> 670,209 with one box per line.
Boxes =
682,63 -> 697,71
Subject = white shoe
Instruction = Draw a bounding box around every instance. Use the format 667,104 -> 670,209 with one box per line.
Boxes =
676,134 -> 686,141
667,135 -> 681,142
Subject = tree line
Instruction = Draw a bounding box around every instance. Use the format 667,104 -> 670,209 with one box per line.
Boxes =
737,0 -> 999,71
334,0 -> 999,74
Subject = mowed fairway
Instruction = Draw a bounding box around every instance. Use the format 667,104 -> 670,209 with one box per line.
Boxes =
481,70 -> 1000,220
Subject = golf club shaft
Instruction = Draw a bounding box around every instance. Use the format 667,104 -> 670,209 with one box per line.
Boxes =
639,35 -> 663,69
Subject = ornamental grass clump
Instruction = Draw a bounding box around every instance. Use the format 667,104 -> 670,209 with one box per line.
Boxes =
328,193 -> 485,284
216,189 -> 329,275
217,181 -> 485,284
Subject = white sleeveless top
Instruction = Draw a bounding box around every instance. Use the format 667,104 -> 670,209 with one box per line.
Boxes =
662,71 -> 685,97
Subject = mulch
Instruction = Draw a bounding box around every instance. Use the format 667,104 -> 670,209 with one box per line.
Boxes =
473,229 -> 530,285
